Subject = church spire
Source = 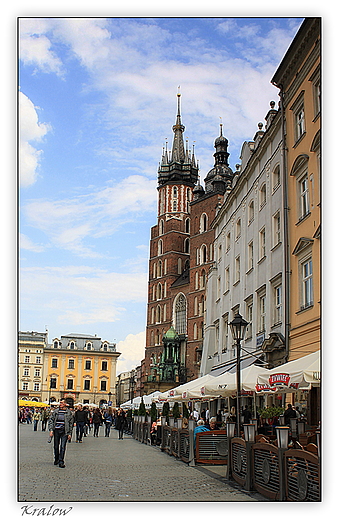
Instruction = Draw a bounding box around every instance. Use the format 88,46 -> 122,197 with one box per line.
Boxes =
158,90 -> 199,187
171,88 -> 186,163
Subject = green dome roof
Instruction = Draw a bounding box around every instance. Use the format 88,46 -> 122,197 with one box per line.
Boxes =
164,326 -> 179,340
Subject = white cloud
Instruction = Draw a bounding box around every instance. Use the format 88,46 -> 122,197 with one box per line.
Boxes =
22,175 -> 157,256
19,18 -> 64,75
19,233 -> 45,253
116,331 -> 146,373
20,265 -> 148,326
19,91 -> 51,187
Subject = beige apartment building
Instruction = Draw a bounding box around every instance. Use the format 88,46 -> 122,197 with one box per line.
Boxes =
18,331 -> 47,401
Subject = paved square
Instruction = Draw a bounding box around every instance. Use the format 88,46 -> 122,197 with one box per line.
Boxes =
18,424 -> 267,502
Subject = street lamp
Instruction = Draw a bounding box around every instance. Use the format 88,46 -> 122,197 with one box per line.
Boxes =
229,313 -> 248,437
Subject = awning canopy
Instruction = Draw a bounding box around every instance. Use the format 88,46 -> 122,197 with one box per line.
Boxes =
18,400 -> 49,407
203,364 -> 271,397
256,350 -> 320,392
121,391 -> 162,409
152,374 -> 217,402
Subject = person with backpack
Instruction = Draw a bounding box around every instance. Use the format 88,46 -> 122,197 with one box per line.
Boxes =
103,407 -> 114,437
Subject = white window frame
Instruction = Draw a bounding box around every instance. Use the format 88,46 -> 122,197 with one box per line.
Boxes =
259,227 -> 266,259
298,173 -> 310,220
258,294 -> 266,333
248,200 -> 254,224
246,300 -> 253,339
248,241 -> 254,271
234,256 -> 240,284
300,257 -> 313,309
225,266 -> 230,292
272,211 -> 281,247
272,165 -> 281,192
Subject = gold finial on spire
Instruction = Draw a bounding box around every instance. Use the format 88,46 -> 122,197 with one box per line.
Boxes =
219,116 -> 223,136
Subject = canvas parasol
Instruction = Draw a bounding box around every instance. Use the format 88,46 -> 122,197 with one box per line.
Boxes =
256,350 -> 320,392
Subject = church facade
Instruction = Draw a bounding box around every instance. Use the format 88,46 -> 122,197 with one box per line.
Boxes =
142,93 -> 233,394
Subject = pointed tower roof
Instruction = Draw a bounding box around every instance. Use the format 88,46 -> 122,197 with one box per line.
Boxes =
158,91 -> 199,187
171,90 -> 186,163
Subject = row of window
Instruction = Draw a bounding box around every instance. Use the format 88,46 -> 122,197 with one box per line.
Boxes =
216,288 -> 282,353
22,379 -> 109,392
52,340 -> 110,351
22,367 -> 41,377
218,211 -> 282,270
23,356 -> 42,364
22,382 -> 40,391
50,359 -> 108,371
48,378 -> 108,391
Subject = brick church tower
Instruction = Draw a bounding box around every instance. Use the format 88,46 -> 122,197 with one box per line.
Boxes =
142,93 -> 233,394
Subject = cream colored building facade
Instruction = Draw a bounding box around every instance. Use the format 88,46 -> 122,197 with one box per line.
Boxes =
18,331 -> 47,401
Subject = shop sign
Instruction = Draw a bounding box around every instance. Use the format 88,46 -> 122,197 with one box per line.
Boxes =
255,383 -> 277,392
268,373 -> 290,387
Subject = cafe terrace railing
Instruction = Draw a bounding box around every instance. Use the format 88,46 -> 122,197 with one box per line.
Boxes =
132,417 -> 320,501
195,430 -> 228,464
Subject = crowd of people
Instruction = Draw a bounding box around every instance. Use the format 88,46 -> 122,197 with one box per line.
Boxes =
19,399 -> 304,467
19,403 -> 129,437
19,401 -> 130,468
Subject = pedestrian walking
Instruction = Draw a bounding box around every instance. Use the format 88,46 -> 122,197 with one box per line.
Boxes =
116,408 -> 127,439
48,399 -> 74,468
74,404 -> 87,442
26,409 -> 32,424
83,406 -> 90,436
92,408 -> 103,437
33,409 -> 41,431
103,407 -> 114,437
41,407 -> 50,431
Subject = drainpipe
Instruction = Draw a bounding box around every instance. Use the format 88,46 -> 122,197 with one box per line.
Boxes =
276,85 -> 290,364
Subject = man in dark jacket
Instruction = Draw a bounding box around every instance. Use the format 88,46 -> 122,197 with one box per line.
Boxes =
284,403 -> 297,425
74,404 -> 87,443
48,400 -> 74,468
242,405 -> 252,424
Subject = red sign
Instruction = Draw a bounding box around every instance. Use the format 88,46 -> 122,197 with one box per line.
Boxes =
255,383 -> 277,392
268,373 -> 290,387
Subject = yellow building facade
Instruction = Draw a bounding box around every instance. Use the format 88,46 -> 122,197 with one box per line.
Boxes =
272,18 -> 320,421
41,334 -> 120,408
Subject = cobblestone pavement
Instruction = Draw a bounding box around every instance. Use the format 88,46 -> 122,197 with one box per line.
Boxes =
18,424 -> 268,503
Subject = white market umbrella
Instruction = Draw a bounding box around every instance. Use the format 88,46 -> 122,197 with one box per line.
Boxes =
256,350 -> 320,392
203,364 -> 270,397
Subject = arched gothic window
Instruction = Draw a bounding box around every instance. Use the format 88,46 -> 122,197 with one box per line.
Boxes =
174,293 -> 187,335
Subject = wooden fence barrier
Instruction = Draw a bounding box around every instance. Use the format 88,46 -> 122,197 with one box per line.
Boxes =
284,449 -> 320,501
195,430 -> 228,465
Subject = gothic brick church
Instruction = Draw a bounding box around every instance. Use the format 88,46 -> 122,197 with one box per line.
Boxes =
142,92 -> 234,394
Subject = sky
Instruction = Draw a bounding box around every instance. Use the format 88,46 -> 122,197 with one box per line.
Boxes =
18,16 -> 304,374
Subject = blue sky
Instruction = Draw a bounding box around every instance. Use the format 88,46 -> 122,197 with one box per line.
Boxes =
18,16 -> 304,373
